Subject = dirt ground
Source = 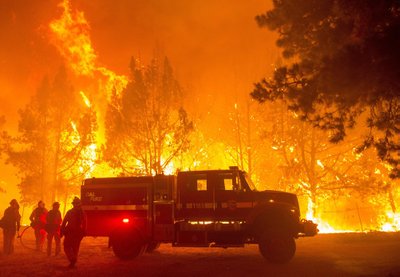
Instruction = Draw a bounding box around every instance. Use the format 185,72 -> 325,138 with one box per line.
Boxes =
1,228 -> 400,277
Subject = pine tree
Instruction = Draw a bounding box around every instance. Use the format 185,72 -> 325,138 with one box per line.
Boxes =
252,0 -> 400,178
2,67 -> 97,205
104,56 -> 193,175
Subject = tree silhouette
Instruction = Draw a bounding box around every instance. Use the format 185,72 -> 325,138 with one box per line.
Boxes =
104,56 -> 193,175
252,0 -> 400,178
224,101 -> 270,182
262,100 -> 367,217
1,67 -> 97,206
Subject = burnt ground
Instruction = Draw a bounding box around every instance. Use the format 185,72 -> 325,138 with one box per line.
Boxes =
1,229 -> 400,277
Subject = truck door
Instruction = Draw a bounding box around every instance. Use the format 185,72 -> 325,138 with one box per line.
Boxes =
176,172 -> 214,221
214,171 -> 253,221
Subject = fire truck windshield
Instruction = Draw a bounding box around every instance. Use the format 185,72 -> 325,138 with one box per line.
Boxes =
241,172 -> 256,191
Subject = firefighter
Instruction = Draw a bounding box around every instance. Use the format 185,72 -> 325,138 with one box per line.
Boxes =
45,202 -> 62,256
1,199 -> 21,255
61,197 -> 86,268
29,200 -> 48,251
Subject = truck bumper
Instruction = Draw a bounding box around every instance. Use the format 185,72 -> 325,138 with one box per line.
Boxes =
298,219 -> 318,237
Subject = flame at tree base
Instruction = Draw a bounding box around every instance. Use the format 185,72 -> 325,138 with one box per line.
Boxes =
306,198 -> 355,233
380,211 -> 400,232
305,198 -> 400,233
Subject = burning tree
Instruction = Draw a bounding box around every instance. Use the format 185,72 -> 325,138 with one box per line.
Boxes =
224,101 -> 280,188
262,100 -> 369,219
257,98 -> 400,231
227,102 -> 258,177
1,67 -> 97,206
345,148 -> 400,230
104,56 -> 193,175
252,0 -> 400,178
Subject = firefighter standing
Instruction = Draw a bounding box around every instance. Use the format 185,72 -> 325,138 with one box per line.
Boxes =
61,197 -> 86,268
1,199 -> 21,255
29,200 -> 48,251
45,202 -> 62,256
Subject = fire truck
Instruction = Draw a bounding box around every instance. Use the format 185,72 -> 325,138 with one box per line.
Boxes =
81,167 -> 318,263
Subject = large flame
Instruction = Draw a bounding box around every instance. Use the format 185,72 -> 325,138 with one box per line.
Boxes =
306,197 -> 343,233
305,196 -> 400,233
379,211 -> 400,232
49,0 -> 127,97
69,111 -> 97,178
46,0 -> 400,235
49,0 -> 95,76
49,0 -> 126,177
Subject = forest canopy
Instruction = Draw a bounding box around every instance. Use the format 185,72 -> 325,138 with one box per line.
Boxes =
252,0 -> 400,178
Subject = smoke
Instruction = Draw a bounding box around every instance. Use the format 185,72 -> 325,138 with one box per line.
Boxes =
0,0 -> 277,212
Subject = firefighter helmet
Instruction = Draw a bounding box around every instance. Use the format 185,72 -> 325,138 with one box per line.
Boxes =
72,197 -> 81,206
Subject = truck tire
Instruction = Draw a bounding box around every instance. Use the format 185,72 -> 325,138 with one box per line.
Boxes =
258,233 -> 296,263
145,241 -> 160,253
111,229 -> 145,260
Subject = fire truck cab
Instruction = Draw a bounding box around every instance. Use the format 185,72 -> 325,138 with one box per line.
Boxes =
81,167 -> 317,263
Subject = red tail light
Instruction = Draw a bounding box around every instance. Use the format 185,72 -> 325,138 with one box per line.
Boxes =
122,218 -> 130,223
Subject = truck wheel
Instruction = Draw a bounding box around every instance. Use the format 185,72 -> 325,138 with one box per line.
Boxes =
145,241 -> 160,253
258,233 -> 296,263
112,229 -> 145,260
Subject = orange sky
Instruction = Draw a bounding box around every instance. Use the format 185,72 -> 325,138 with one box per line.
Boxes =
0,0 -> 278,212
